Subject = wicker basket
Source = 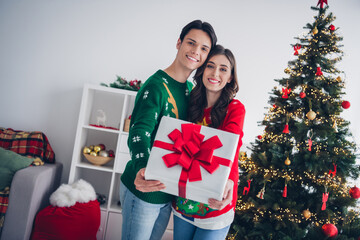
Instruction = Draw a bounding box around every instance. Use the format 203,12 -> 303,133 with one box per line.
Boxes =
83,154 -> 114,166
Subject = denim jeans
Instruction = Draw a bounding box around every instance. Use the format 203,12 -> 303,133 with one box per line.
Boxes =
173,215 -> 230,240
119,181 -> 171,240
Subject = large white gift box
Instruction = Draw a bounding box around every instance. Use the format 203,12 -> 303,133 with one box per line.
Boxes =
144,116 -> 239,204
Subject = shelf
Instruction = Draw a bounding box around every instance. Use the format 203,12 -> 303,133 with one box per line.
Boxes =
109,203 -> 122,213
87,84 -> 138,96
100,205 -> 108,211
76,162 -> 114,172
69,84 -> 136,240
84,125 -> 121,134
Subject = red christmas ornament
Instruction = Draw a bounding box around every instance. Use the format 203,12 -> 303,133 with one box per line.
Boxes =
315,67 -> 323,76
283,124 -> 290,134
308,138 -> 313,151
329,24 -> 335,31
299,92 -> 306,98
321,192 -> 329,210
108,150 -> 115,157
282,87 -> 291,99
329,163 -> 337,178
257,135 -> 262,140
322,223 -> 338,238
98,144 -> 106,150
349,186 -> 360,199
282,184 -> 287,197
342,100 -> 351,109
243,179 -> 252,195
293,45 -> 301,55
317,0 -> 328,9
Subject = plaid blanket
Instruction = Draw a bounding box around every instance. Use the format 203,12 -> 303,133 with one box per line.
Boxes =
0,127 -> 55,236
0,128 -> 55,163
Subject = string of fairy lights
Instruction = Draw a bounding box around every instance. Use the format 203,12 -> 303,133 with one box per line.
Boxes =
237,156 -> 359,226
236,196 -> 359,226
240,156 -> 346,192
260,87 -> 356,152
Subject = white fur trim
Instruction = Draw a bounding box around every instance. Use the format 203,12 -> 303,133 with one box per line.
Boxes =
50,179 -> 97,207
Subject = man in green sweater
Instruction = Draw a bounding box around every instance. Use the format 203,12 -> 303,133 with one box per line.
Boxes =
120,20 -> 217,239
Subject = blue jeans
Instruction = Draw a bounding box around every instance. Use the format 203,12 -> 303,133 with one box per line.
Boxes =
173,215 -> 230,240
119,181 -> 171,240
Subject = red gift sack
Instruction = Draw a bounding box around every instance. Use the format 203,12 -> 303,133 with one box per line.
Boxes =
31,179 -> 100,240
31,200 -> 100,240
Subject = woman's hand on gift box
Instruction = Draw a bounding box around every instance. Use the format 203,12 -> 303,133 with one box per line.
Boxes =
134,168 -> 166,192
207,179 -> 234,210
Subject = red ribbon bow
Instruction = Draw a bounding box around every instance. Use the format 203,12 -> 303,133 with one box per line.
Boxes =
153,123 -> 232,198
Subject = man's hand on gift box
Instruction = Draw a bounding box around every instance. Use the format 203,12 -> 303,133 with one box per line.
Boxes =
207,179 -> 234,210
135,168 -> 166,192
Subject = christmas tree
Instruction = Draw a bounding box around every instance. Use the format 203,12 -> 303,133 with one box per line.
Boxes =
229,1 -> 360,239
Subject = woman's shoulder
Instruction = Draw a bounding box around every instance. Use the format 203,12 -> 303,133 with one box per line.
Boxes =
229,99 -> 245,112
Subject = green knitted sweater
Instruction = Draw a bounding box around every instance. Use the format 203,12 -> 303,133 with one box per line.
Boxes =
121,70 -> 193,204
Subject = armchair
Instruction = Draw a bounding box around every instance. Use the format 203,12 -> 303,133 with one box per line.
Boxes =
1,162 -> 62,240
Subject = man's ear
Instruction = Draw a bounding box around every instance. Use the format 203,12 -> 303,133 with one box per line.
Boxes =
176,38 -> 182,50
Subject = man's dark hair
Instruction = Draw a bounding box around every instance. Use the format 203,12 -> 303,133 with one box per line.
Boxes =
179,20 -> 217,48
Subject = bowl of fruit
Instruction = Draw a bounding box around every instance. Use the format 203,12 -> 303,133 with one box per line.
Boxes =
82,144 -> 115,166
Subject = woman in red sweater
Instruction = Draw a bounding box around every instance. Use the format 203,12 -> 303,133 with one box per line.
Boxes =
173,44 -> 245,240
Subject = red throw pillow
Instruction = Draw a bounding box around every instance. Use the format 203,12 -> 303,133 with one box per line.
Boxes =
31,200 -> 100,240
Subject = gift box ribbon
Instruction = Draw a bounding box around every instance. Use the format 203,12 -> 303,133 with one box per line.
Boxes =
153,123 -> 232,198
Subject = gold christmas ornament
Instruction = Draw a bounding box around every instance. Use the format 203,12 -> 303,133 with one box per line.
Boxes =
285,157 -> 291,166
302,209 -> 312,219
336,76 -> 342,82
94,145 -> 102,153
239,151 -> 247,159
90,151 -> 97,156
306,110 -> 317,120
332,121 -> 338,133
89,145 -> 94,150
284,67 -> 291,74
312,26 -> 318,35
83,147 -> 91,154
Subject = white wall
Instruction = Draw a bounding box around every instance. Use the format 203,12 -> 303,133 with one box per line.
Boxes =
0,0 -> 359,186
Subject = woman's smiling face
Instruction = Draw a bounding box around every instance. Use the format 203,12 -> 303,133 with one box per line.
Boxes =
202,54 -> 233,95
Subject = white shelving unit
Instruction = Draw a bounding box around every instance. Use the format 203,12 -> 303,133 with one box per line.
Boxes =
69,83 -> 174,240
68,83 -> 136,239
